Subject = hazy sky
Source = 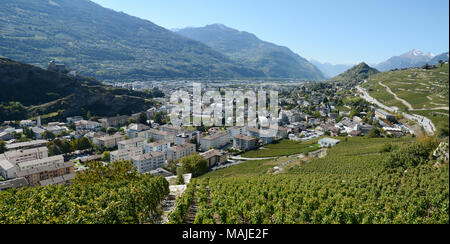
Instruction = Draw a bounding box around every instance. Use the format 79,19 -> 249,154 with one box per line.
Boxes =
91,0 -> 449,65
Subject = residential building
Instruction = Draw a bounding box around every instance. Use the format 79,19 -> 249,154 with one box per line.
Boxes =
19,120 -> 36,128
93,133 -> 127,148
126,123 -> 150,138
66,116 -> 84,124
31,127 -> 45,139
175,131 -> 200,145
110,147 -> 143,162
375,109 -> 396,122
5,140 -> 48,151
227,126 -> 248,138
1,147 -> 48,165
160,124 -> 185,135
75,120 -> 101,131
200,150 -> 227,168
132,151 -> 165,173
99,115 -> 130,128
146,129 -> 176,143
0,178 -> 28,191
167,143 -> 196,162
318,138 -> 341,148
200,132 -> 231,151
247,127 -> 274,145
233,135 -> 257,151
118,137 -> 146,150
144,141 -> 171,159
0,131 -> 14,141
15,155 -> 75,187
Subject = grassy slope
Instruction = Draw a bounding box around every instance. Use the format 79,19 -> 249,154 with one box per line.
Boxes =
241,139 -> 321,158
362,63 -> 449,131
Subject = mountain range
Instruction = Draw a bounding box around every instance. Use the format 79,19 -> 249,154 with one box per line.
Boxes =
375,49 -> 448,71
0,0 -> 266,81
175,24 -> 325,80
308,60 -> 354,78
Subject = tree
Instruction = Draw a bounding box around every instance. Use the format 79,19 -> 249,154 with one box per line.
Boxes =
48,144 -> 62,156
438,60 -> 444,67
107,127 -> 118,135
367,128 -> 381,138
438,127 -> 449,139
176,169 -> 185,185
41,131 -> 56,140
101,151 -> 111,162
72,137 -> 93,151
138,113 -> 147,125
180,154 -> 208,177
0,140 -> 6,154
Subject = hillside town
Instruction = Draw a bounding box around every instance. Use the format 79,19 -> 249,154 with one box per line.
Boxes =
1,80 -> 418,191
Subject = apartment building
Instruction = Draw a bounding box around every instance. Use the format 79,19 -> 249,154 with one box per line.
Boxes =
75,120 -> 101,131
15,155 -> 75,187
126,123 -> 150,138
233,135 -> 257,151
93,133 -> 127,148
146,129 -> 176,143
110,147 -> 143,162
1,147 -> 48,164
167,143 -> 196,162
160,124 -> 185,135
175,131 -> 200,145
144,140 -> 171,159
199,132 -> 231,151
99,115 -> 130,128
118,137 -> 146,150
132,151 -> 165,173
227,126 -> 248,138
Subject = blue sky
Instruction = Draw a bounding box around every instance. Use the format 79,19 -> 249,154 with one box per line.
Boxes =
91,0 -> 449,65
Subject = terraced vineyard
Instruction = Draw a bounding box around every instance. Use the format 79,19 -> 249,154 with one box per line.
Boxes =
361,64 -> 449,131
174,137 -> 449,224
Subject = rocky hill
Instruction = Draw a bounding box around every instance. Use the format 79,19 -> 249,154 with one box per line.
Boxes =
0,58 -> 156,122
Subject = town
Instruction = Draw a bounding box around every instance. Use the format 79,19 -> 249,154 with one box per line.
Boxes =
0,79 -> 419,191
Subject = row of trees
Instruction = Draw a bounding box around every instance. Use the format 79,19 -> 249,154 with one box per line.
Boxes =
47,137 -> 93,156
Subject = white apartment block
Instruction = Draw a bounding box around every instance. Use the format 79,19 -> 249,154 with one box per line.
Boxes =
146,129 -> 176,143
200,132 -> 231,151
17,155 -> 64,171
110,147 -> 143,163
118,137 -> 146,150
144,140 -> 171,159
167,143 -> 196,162
1,147 -> 48,164
132,151 -> 165,173
93,133 -> 127,148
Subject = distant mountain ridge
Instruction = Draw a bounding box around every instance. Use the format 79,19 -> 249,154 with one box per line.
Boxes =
375,49 -> 448,71
330,62 -> 379,83
0,0 -> 265,81
309,59 -> 354,78
176,24 -> 325,80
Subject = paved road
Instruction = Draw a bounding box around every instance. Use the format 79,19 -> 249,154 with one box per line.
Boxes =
356,85 -> 436,135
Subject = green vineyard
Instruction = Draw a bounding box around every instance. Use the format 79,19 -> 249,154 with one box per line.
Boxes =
183,137 -> 449,224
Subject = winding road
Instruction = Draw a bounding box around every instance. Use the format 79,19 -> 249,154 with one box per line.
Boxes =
356,85 -> 436,135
